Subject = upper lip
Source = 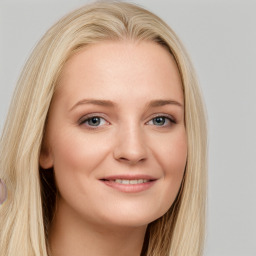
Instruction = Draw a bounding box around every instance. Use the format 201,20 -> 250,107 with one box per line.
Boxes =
100,174 -> 158,181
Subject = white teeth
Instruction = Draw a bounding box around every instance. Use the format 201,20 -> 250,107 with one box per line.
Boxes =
114,179 -> 150,184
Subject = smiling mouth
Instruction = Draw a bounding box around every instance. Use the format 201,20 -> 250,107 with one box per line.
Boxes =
99,177 -> 157,193
101,179 -> 152,185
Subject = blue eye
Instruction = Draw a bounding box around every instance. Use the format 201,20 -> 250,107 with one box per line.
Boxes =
81,116 -> 107,127
152,117 -> 166,126
147,115 -> 174,127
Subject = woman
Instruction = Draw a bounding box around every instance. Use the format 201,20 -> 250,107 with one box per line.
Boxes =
0,1 -> 207,256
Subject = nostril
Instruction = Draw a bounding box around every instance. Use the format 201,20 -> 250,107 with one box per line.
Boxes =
118,156 -> 146,165
113,132 -> 147,163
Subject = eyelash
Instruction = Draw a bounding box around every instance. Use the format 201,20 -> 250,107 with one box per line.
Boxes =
147,114 -> 176,127
78,114 -> 109,130
78,114 -> 176,129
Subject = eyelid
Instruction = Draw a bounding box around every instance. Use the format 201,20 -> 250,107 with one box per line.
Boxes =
78,113 -> 110,126
78,112 -> 176,128
146,113 -> 176,123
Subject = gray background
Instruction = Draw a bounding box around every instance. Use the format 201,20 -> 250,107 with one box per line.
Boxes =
0,0 -> 255,255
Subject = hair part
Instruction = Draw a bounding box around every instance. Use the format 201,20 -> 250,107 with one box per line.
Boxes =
0,1 -> 207,256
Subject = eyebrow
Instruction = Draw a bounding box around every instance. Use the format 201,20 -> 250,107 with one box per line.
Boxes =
148,99 -> 183,108
70,99 -> 115,111
69,98 -> 183,111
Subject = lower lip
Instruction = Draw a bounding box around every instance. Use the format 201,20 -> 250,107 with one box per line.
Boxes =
100,180 -> 156,193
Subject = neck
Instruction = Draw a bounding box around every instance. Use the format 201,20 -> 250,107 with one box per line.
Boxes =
48,199 -> 147,256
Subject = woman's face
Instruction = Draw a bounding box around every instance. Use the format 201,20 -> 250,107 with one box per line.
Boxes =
40,41 -> 187,228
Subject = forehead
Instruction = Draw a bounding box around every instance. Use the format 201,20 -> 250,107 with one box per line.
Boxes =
55,40 -> 183,106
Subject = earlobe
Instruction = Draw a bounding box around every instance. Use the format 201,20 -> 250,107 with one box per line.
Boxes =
39,146 -> 53,169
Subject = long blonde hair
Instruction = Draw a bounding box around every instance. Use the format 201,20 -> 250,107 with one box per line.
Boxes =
0,1 -> 207,255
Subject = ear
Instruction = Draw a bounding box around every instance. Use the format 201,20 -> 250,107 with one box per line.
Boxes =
39,143 -> 54,169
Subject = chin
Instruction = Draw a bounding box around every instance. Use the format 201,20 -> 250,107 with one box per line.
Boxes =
95,206 -> 168,229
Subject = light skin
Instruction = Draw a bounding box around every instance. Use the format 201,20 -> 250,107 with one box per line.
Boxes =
40,40 -> 187,256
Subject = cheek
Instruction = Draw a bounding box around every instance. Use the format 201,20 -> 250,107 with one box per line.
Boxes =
151,129 -> 187,213
153,128 -> 187,174
164,130 -> 187,184
49,129 -> 112,193
49,130 -> 114,219
165,133 -> 187,176
51,130 -> 109,171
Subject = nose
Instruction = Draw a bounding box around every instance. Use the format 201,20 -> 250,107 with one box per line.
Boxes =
113,125 -> 147,165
